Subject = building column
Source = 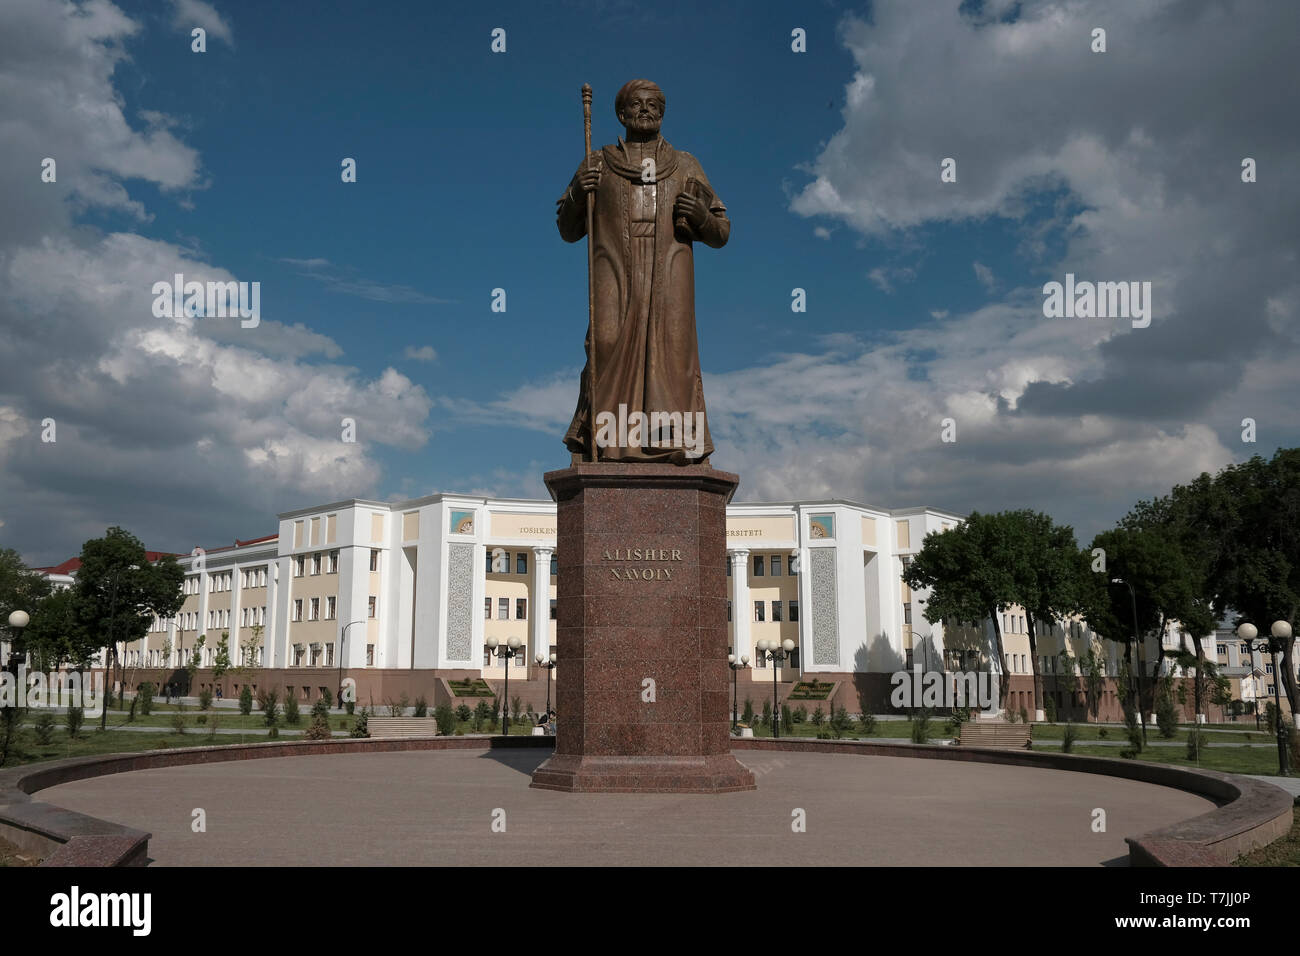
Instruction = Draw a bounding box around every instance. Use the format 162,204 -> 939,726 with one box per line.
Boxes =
729,549 -> 751,663
530,547 -> 554,663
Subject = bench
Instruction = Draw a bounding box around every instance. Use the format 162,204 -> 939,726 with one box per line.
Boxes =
366,717 -> 442,738
958,721 -> 1032,749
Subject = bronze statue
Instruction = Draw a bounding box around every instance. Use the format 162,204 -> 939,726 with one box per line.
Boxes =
557,79 -> 729,465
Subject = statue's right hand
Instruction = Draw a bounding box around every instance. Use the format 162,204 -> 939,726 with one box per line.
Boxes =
573,166 -> 601,197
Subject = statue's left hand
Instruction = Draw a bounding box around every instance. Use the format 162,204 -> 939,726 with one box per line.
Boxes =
673,193 -> 710,231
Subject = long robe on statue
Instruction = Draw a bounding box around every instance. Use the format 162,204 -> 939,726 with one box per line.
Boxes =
557,135 -> 729,462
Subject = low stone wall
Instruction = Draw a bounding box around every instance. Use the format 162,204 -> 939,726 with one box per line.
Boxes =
732,737 -> 1295,866
2,735 -> 1290,867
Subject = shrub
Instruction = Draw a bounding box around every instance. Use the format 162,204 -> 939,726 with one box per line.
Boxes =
792,705 -> 808,724
909,708 -> 932,743
742,698 -> 755,726
311,695 -> 330,720
1119,747 -> 1137,759
829,705 -> 851,738
1019,707 -> 1029,725
268,725 -> 279,739
488,697 -> 499,731
1186,729 -> 1210,759
261,687 -> 280,727
34,712 -> 55,745
350,708 -> 370,738
305,712 -> 332,740
857,712 -> 877,735
511,696 -> 523,723
473,699 -> 490,732
810,705 -> 825,726
1122,700 -> 1143,753
1155,683 -> 1179,739
239,684 -> 253,716
284,693 -> 301,725
206,715 -> 220,740
196,714 -> 207,725
137,682 -> 155,716
1097,727 -> 1109,739
1003,708 -> 1018,724
1044,695 -> 1057,724
1062,723 -> 1078,754
126,697 -> 137,723
434,704 -> 456,736
319,687 -> 333,709
66,705 -> 84,738
455,704 -> 473,723
171,710 -> 186,735
951,705 -> 971,727
345,699 -> 355,715
413,695 -> 428,718
781,704 -> 793,734
761,701 -> 772,728
198,688 -> 213,711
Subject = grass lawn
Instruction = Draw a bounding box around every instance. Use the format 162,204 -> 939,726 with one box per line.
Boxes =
1234,809 -> 1300,866
0,835 -> 41,867
1031,724 -> 1269,745
1032,741 -> 1293,776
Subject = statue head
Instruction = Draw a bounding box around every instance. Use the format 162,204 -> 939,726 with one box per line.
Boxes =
615,79 -> 665,136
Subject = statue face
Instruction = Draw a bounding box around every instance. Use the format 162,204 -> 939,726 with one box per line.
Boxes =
618,89 -> 663,135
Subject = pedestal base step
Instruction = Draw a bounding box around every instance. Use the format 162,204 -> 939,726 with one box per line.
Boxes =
530,753 -> 756,793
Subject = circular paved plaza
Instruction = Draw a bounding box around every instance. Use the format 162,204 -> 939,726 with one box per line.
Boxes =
40,749 -> 1215,866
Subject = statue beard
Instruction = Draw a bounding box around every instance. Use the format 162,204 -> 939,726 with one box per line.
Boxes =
623,113 -> 661,137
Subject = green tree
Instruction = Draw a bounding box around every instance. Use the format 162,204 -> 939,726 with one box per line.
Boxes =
434,704 -> 456,736
212,631 -> 232,681
903,512 -> 1019,703
238,683 -> 253,716
1155,678 -> 1179,738
184,634 -> 205,697
70,528 -> 183,728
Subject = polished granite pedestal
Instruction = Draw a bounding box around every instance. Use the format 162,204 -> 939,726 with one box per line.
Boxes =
529,463 -> 756,794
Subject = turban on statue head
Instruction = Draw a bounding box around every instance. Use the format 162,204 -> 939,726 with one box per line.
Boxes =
614,79 -> 665,120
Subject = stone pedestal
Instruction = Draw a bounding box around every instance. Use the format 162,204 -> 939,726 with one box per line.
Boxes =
529,463 -> 756,793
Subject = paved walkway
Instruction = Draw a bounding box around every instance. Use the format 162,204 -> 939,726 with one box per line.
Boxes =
39,749 -> 1215,866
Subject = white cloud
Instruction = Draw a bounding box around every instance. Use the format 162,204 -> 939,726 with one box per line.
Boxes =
170,0 -> 233,46
973,261 -> 995,292
403,345 -> 438,362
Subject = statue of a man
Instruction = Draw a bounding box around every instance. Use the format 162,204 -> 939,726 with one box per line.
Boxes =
557,79 -> 729,465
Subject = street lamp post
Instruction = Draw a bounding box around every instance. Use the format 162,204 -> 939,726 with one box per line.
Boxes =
1238,623 -> 1263,730
755,639 -> 795,738
338,620 -> 366,709
728,653 -> 749,731
1110,578 -> 1148,746
486,636 -> 522,735
534,653 -> 557,715
1269,621 -> 1292,775
5,610 -> 29,716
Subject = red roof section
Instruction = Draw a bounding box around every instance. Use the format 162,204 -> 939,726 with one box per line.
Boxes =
38,551 -> 176,575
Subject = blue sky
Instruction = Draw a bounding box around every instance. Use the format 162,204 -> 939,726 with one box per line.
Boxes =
2,0 -> 1297,564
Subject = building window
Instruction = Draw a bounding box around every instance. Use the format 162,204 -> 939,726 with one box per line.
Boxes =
726,560 -> 731,577
294,556 -> 305,577
370,549 -> 380,572
755,652 -> 766,669
516,598 -> 527,620
789,600 -> 799,622
753,555 -> 764,577
328,550 -> 339,573
366,644 -> 375,666
727,601 -> 732,623
259,568 -> 267,587
309,597 -> 320,621
550,554 -> 558,575
550,599 -> 557,621
754,601 -> 765,622
326,644 -> 334,666
1266,663 -> 1274,675
772,600 -> 783,622
517,553 -> 528,575
905,648 -> 914,669
770,555 -> 782,576
485,598 -> 492,620
484,647 -> 492,667
311,552 -> 322,575
486,551 -> 494,574
903,602 -> 912,625
368,596 -> 377,618
326,596 -> 336,620
498,598 -> 509,620
1217,644 -> 1226,657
